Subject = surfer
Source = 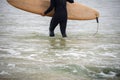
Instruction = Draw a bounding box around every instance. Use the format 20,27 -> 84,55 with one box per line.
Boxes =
43,0 -> 74,37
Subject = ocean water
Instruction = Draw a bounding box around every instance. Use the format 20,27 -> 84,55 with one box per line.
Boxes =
0,0 -> 120,80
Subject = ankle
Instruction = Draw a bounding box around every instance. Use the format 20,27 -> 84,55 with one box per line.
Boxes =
49,34 -> 55,37
62,34 -> 67,38
49,31 -> 55,37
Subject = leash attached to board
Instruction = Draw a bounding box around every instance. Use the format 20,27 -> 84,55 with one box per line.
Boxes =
93,17 -> 99,36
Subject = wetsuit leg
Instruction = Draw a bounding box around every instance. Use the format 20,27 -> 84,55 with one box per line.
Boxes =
59,19 -> 67,37
49,18 -> 58,37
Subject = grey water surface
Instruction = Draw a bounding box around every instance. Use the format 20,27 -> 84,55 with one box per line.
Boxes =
0,0 -> 120,80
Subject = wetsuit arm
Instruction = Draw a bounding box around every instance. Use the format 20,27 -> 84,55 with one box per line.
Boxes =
44,0 -> 55,15
67,0 -> 74,3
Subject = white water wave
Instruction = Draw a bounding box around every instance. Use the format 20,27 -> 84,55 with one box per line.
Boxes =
0,71 -> 10,75
0,48 -> 21,55
96,71 -> 116,78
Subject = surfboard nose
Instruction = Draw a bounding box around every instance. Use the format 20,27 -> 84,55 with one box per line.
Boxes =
95,10 -> 100,23
96,11 -> 100,18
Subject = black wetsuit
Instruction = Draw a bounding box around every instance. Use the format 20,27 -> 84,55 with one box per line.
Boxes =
44,0 -> 74,37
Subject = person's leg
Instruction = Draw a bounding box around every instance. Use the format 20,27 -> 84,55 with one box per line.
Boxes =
49,18 -> 58,37
60,19 -> 67,37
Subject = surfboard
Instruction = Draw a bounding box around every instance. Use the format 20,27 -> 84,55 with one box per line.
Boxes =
7,0 -> 99,20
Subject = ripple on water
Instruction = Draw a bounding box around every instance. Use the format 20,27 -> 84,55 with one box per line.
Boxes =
0,48 -> 21,56
0,71 -> 10,75
7,64 -> 16,69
